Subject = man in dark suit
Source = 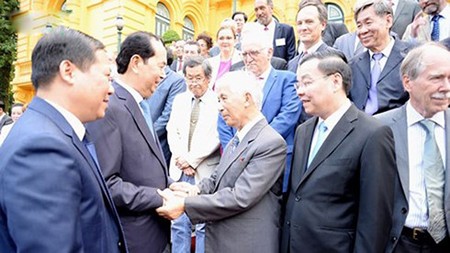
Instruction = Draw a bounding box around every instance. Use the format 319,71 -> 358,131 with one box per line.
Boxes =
157,71 -> 287,253
254,0 -> 296,62
87,32 -> 171,253
0,27 -> 126,253
281,50 -> 397,253
218,27 -> 301,192
389,0 -> 421,39
377,43 -> 450,253
350,0 -> 411,115
0,100 -> 13,133
170,40 -> 185,72
146,66 -> 186,166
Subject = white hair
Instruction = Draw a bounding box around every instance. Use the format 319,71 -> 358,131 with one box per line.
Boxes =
215,71 -> 263,109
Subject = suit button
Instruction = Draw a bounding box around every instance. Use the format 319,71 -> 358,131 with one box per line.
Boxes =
391,236 -> 397,242
401,207 -> 407,214
295,196 -> 301,202
286,221 -> 290,226
118,241 -> 122,248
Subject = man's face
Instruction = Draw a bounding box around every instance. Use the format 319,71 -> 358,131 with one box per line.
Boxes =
233,14 -> 246,33
74,49 -> 114,122
296,6 -> 326,48
419,0 -> 444,15
217,85 -> 246,129
185,65 -> 209,98
138,40 -> 167,98
183,44 -> 200,61
241,41 -> 272,77
356,5 -> 392,52
405,51 -> 450,118
175,41 -> 185,59
296,59 -> 336,119
254,0 -> 273,26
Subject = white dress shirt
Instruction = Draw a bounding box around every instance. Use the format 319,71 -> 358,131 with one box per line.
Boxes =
45,99 -> 86,141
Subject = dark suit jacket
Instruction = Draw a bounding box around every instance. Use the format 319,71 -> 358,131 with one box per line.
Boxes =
281,104 -> 397,253
441,36 -> 450,50
287,43 -> 336,73
87,82 -> 170,253
376,105 -> 450,253
322,23 -> 349,46
146,67 -> 186,166
273,22 -> 297,62
0,114 -> 12,133
349,39 -> 411,114
391,0 -> 421,39
0,97 -> 126,253
230,56 -> 288,71
186,118 -> 286,253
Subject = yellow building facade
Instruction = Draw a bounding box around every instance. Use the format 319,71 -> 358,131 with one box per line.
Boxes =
12,0 -> 357,103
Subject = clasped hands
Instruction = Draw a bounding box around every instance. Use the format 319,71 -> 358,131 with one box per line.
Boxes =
175,157 -> 195,176
156,182 -> 200,220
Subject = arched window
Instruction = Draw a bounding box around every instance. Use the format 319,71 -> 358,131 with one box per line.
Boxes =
182,17 -> 195,40
155,2 -> 170,37
325,3 -> 345,23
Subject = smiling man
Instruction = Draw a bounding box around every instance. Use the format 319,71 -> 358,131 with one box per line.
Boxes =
87,31 -> 171,253
350,0 -> 411,115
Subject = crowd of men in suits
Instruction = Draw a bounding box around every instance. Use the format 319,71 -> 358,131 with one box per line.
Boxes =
1,0 -> 450,252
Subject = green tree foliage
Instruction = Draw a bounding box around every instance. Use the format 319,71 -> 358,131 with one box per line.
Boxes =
161,29 -> 180,45
0,0 -> 19,110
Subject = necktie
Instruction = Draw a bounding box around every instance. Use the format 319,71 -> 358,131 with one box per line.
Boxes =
431,15 -> 442,42
177,60 -> 183,72
264,26 -> 269,31
365,53 -> 383,115
188,98 -> 200,151
230,135 -> 240,153
139,100 -> 156,140
307,121 -> 328,168
419,120 -> 447,243
83,132 -> 100,169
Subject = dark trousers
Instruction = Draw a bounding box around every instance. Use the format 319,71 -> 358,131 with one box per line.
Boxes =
394,228 -> 450,253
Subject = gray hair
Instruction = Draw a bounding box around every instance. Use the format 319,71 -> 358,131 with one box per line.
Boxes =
354,0 -> 393,21
182,56 -> 212,79
215,71 -> 263,109
240,23 -> 273,49
400,42 -> 448,81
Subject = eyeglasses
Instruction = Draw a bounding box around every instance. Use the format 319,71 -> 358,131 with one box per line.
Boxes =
241,48 -> 266,59
186,76 -> 205,84
295,74 -> 333,89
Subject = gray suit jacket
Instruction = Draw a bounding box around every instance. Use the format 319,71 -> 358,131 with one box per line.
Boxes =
376,105 -> 450,253
333,32 -> 364,61
391,0 -> 421,39
0,114 -> 12,133
281,104 -> 397,253
87,82 -> 170,253
185,118 -> 287,253
349,39 -> 411,114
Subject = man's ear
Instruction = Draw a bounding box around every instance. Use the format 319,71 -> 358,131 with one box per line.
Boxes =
59,60 -> 76,85
129,54 -> 142,74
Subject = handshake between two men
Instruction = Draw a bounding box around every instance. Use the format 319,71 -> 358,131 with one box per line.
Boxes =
156,182 -> 199,220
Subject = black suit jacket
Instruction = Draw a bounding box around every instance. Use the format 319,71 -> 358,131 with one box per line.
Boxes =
87,82 -> 171,253
322,23 -> 349,46
273,22 -> 297,62
281,104 -> 397,253
349,39 -> 411,114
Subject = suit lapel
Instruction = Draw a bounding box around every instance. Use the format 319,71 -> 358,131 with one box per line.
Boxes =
213,119 -> 266,191
293,118 -> 316,192
378,40 -> 408,82
114,83 -> 167,170
297,106 -> 357,188
273,23 -> 281,48
262,68 -> 276,107
355,51 -> 371,89
391,106 -> 410,200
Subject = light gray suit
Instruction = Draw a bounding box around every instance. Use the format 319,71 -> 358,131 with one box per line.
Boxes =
391,0 -> 421,39
376,105 -> 450,253
333,32 -> 364,61
184,118 -> 287,253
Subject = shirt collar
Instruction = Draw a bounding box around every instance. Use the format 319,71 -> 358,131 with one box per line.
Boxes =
369,37 -> 395,58
304,40 -> 324,53
406,101 -> 445,128
115,78 -> 144,105
236,114 -> 265,142
44,99 -> 86,141
319,99 -> 352,131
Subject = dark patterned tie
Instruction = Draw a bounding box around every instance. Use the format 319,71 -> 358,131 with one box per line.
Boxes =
431,15 -> 442,41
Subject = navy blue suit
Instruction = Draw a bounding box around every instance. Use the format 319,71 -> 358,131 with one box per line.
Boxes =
273,22 -> 297,62
218,68 -> 301,191
349,40 -> 411,114
146,67 -> 186,166
0,97 -> 126,253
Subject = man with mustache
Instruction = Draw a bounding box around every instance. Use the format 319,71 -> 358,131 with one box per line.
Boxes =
377,43 -> 450,253
403,0 -> 450,42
